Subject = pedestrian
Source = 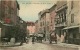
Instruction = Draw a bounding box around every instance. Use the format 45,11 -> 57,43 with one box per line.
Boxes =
20,30 -> 27,45
49,31 -> 54,44
25,36 -> 29,43
32,35 -> 35,44
20,31 -> 24,45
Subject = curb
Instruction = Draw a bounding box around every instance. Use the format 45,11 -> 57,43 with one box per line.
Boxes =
0,43 -> 21,47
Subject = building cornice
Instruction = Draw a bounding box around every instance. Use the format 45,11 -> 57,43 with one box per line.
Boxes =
39,9 -> 50,19
49,4 -> 57,12
16,1 -> 20,10
56,4 -> 67,13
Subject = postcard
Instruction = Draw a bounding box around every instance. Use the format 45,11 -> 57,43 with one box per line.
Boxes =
0,0 -> 80,50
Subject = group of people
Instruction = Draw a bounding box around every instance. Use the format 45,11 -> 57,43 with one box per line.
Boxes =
32,35 -> 35,44
31,32 -> 57,44
19,30 -> 57,45
31,33 -> 44,44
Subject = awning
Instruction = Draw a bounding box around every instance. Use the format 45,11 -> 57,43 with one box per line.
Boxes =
63,25 -> 80,30
0,20 -> 14,26
3,24 -> 14,26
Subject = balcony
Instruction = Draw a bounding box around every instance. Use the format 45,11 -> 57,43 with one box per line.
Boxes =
55,22 -> 67,27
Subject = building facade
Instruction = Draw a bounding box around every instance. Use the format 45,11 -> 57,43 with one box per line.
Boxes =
39,9 -> 50,40
49,4 -> 56,35
0,0 -> 20,42
27,22 -> 35,36
35,20 -> 39,34
63,1 -> 80,45
35,1 -> 80,45
55,1 -> 67,43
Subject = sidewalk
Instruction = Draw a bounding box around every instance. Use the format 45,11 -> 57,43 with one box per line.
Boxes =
42,40 -> 80,50
0,42 -> 20,47
57,43 -> 79,48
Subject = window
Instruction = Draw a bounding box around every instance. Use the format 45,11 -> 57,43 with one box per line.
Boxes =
61,13 -> 64,22
54,18 -> 57,25
47,21 -> 49,25
57,18 -> 60,24
71,14 -> 74,23
64,10 -> 66,22
47,26 -> 49,31
3,1 -> 6,4
59,14 -> 62,23
11,9 -> 14,14
9,8 -> 11,14
40,22 -> 42,26
51,17 -> 52,23
5,6 -> 9,14
71,1 -> 74,9
43,21 -> 44,26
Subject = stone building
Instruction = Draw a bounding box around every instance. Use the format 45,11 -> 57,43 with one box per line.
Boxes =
27,22 -> 35,36
0,0 -> 20,41
55,1 -> 67,43
39,9 -> 50,40
63,1 -> 80,45
49,4 -> 56,35
35,20 -> 39,34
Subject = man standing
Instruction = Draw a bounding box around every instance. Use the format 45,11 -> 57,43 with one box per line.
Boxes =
20,30 -> 27,45
32,35 -> 35,44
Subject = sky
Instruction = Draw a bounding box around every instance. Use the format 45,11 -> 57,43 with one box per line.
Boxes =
17,0 -> 57,22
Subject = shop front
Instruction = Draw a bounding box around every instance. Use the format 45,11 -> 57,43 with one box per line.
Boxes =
63,25 -> 80,45
1,24 -> 17,44
55,26 -> 65,43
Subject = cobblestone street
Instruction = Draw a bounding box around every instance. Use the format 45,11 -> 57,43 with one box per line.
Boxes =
0,41 -> 78,50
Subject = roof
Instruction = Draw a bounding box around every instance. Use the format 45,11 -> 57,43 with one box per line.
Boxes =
40,9 -> 50,16
49,4 -> 57,12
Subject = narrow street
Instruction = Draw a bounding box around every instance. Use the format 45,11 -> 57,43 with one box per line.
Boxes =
1,0 -> 80,50
0,41 -> 78,50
